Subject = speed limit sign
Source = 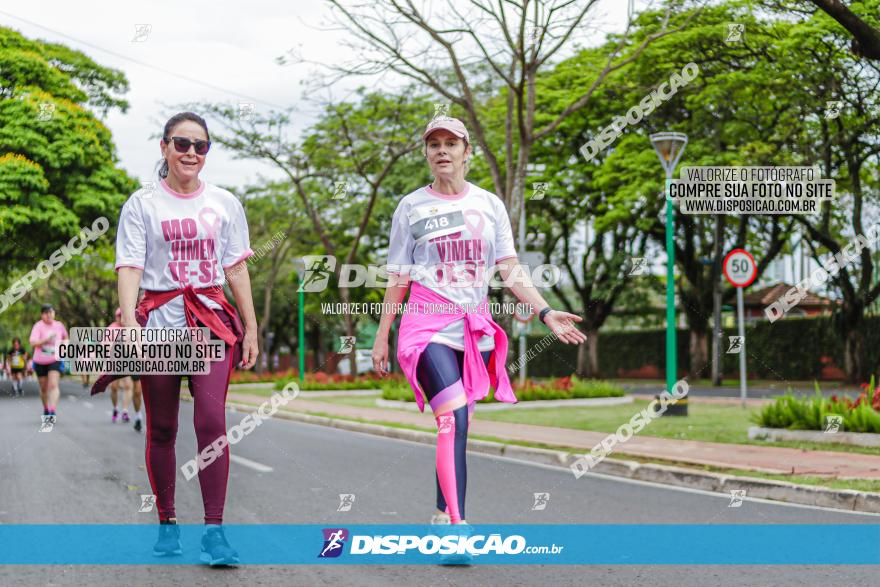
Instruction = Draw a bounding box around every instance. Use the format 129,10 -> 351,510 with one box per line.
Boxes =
723,249 -> 757,288
723,248 -> 756,408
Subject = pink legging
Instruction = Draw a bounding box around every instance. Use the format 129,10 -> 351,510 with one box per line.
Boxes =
416,343 -> 492,524
140,311 -> 238,525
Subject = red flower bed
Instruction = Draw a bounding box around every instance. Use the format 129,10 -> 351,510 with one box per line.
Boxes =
513,376 -> 573,392
829,382 -> 880,411
229,368 -> 385,385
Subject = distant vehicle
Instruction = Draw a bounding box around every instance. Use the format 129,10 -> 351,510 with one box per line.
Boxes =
337,349 -> 373,375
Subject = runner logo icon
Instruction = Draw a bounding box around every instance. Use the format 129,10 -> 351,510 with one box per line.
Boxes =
318,528 -> 349,558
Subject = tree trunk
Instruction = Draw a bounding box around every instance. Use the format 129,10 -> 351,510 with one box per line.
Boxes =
576,334 -> 587,378
339,286 -> 358,375
256,276 -> 275,373
711,216 -> 724,386
255,324 -> 265,374
313,325 -> 323,373
843,321 -> 865,384
689,326 -> 709,378
255,333 -> 265,374
584,327 -> 599,378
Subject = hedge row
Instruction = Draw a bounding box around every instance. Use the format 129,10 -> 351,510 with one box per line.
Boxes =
380,376 -> 625,402
518,316 -> 880,380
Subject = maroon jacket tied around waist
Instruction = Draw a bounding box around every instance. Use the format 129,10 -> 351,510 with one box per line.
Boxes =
90,285 -> 243,395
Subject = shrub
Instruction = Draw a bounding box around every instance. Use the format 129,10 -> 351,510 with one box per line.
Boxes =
268,372 -> 385,391
230,368 -> 297,384
527,316 -> 880,380
379,378 -> 416,401
752,378 -> 880,434
379,375 -> 625,403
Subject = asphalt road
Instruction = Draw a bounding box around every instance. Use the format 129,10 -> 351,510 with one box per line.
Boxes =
0,378 -> 877,586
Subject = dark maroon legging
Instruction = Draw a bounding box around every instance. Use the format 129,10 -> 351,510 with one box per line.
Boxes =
140,310 -> 238,525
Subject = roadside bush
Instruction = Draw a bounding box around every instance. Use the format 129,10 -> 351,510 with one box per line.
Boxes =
752,379 -> 880,434
270,372 -> 385,391
379,375 -> 625,402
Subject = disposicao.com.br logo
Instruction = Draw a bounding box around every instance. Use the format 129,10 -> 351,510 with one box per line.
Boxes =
317,528 -> 562,558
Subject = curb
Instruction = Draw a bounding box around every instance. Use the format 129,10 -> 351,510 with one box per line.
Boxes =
224,400 -> 880,515
749,425 -> 880,448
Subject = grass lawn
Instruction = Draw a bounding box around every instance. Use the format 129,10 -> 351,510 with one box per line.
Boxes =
479,399 -> 755,444
477,399 -> 880,456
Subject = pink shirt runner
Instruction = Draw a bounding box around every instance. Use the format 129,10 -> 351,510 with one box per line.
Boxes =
396,281 -> 517,412
29,319 -> 68,365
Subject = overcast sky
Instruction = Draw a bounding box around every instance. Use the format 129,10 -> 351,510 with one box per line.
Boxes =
2,1 -> 634,189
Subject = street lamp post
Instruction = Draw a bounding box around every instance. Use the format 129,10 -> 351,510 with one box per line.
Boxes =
293,259 -> 306,382
649,132 -> 687,414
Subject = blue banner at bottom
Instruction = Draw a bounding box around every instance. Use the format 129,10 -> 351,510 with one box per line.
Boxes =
1,524 -> 879,564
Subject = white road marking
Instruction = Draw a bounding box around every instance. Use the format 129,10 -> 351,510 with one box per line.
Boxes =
230,454 -> 273,473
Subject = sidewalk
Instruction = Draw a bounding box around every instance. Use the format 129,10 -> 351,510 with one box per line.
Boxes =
229,392 -> 880,479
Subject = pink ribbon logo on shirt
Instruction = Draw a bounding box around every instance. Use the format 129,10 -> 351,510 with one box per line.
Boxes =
463,209 -> 485,240
198,207 -> 221,240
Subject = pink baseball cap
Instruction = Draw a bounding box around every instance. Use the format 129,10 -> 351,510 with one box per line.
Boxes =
422,117 -> 469,143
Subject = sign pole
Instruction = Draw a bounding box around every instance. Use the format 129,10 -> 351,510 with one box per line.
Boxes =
736,286 -> 747,407
665,173 -> 677,402
722,248 -> 756,410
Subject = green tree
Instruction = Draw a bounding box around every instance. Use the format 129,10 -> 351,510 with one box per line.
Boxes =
547,2 -> 815,378
195,88 -> 430,373
0,26 -> 134,268
324,0 -> 699,258
766,0 -> 880,382
235,180 -> 316,372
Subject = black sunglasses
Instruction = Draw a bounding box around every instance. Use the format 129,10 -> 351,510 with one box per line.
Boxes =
165,136 -> 211,156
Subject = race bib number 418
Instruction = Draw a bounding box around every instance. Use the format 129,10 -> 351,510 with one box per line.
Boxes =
408,203 -> 466,242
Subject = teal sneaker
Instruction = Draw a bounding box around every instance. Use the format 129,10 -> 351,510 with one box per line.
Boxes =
200,526 -> 240,566
153,519 -> 182,556
439,521 -> 474,565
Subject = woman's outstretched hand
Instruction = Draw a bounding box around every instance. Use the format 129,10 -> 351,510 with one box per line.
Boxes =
239,329 -> 258,370
543,311 -> 587,345
372,337 -> 390,376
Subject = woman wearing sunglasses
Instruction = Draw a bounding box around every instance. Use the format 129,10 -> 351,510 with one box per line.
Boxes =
111,112 -> 258,565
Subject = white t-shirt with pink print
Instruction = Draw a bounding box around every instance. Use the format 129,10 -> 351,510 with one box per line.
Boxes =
115,179 -> 253,328
387,182 -> 518,351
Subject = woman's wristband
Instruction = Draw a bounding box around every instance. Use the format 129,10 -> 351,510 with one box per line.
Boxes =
538,306 -> 553,324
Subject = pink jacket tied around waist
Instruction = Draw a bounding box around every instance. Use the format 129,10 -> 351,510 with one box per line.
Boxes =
396,281 -> 517,412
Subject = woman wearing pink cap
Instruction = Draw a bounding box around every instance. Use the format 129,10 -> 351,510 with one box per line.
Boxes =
372,116 -> 585,557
